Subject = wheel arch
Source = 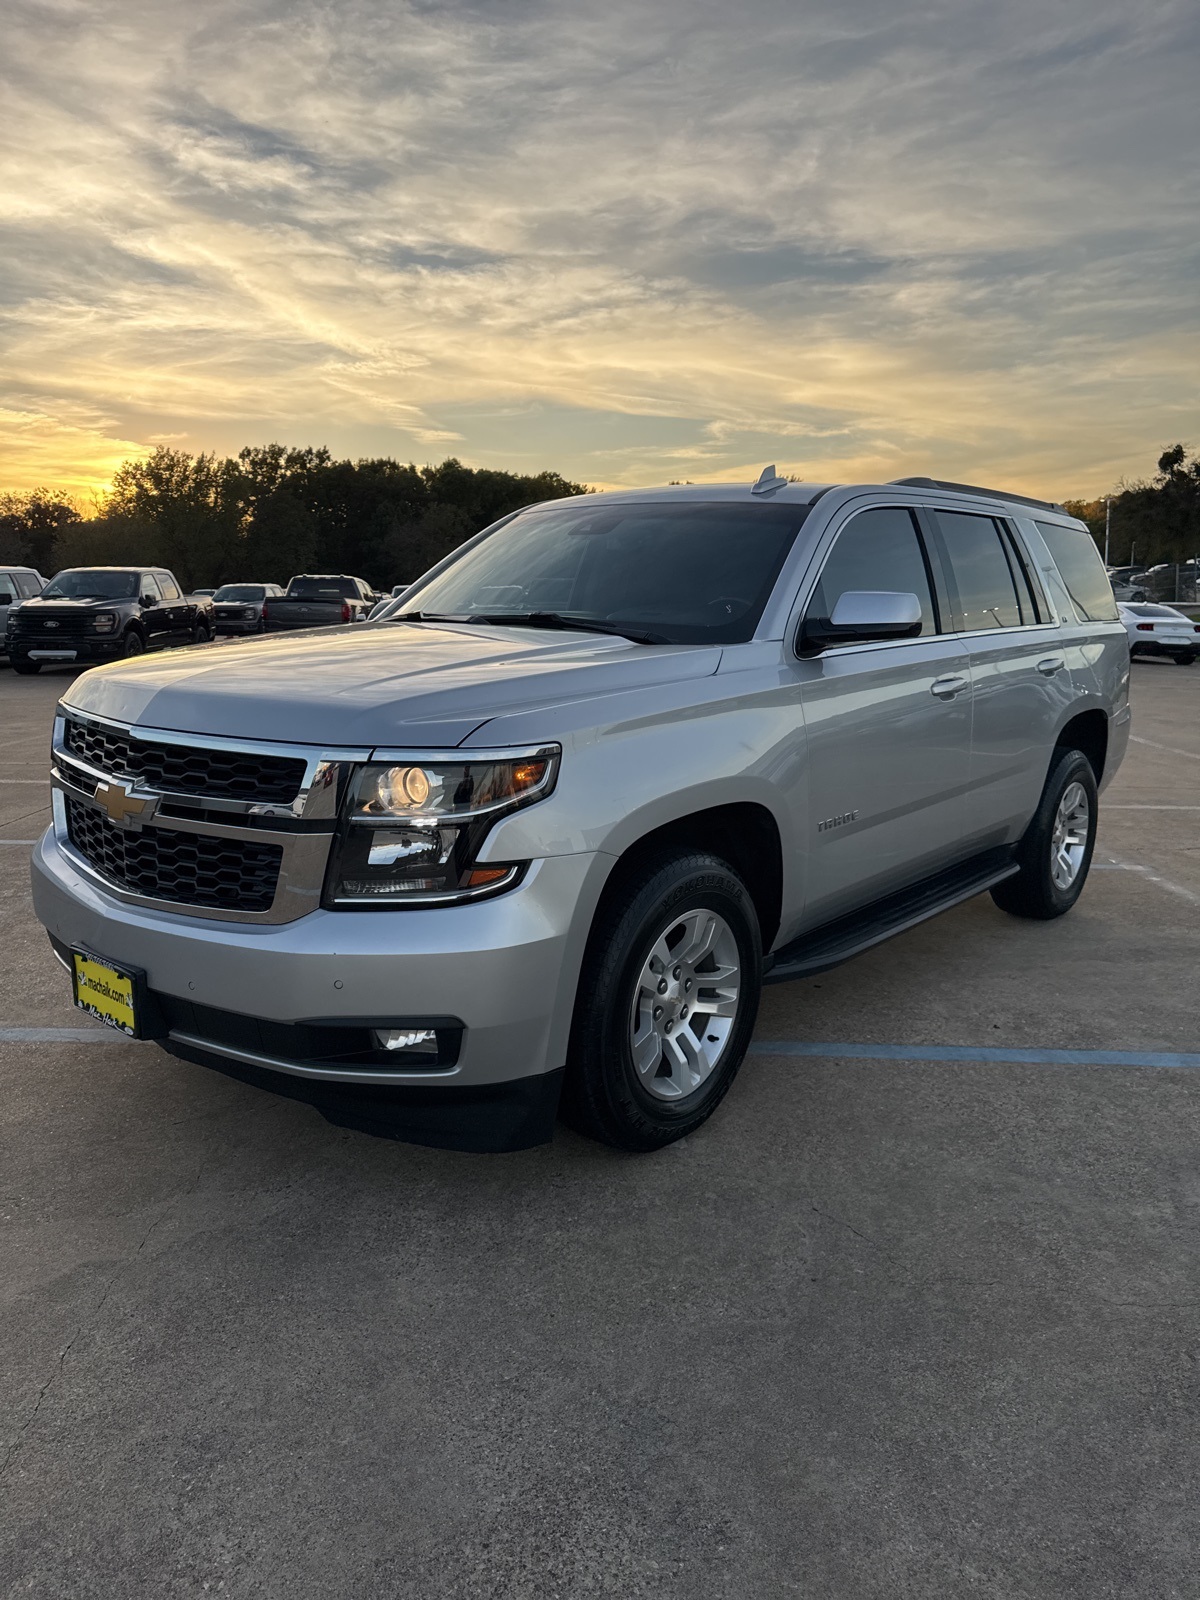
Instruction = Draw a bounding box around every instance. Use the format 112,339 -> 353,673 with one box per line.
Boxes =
1054,707 -> 1109,785
589,801 -> 784,953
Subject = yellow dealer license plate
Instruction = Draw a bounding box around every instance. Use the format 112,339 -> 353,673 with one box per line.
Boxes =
72,950 -> 140,1036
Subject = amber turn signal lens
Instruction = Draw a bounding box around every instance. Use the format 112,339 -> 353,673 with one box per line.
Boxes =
511,760 -> 547,791
465,867 -> 511,886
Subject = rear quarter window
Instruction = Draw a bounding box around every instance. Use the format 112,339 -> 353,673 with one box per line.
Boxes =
1035,522 -> 1119,623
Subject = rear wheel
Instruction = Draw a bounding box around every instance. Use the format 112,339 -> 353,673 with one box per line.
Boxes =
191,622 -> 211,645
1173,653 -> 1196,666
11,659 -> 40,675
991,748 -> 1098,921
561,852 -> 762,1151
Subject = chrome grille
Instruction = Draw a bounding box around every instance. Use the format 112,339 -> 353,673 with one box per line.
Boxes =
64,716 -> 306,803
65,796 -> 282,912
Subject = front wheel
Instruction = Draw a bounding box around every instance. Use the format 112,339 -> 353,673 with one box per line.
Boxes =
1173,653 -> 1196,667
11,659 -> 41,675
561,852 -> 763,1151
123,630 -> 145,658
991,748 -> 1098,920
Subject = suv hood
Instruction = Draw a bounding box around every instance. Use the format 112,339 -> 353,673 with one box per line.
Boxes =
61,622 -> 723,746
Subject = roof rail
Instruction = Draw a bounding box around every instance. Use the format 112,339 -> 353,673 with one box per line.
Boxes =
889,476 -> 1066,515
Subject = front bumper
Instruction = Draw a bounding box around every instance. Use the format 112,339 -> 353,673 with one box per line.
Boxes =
8,637 -> 125,663
32,829 -> 609,1140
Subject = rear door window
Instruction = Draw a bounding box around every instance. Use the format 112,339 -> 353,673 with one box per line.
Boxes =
155,572 -> 182,601
1035,521 -> 1120,622
932,511 -> 1025,632
806,507 -> 938,638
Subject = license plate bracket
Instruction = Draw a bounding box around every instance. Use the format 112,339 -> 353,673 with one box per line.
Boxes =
71,948 -> 150,1038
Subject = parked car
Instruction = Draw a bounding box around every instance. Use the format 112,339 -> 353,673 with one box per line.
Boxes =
262,574 -> 377,632
192,588 -> 217,598
367,583 -> 411,621
32,473 -> 1128,1153
0,565 -> 47,655
6,566 -> 214,674
211,582 -> 286,635
1118,600 -> 1200,665
1107,572 -> 1148,602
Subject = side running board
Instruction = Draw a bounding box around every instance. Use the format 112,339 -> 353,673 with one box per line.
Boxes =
764,847 -> 1019,985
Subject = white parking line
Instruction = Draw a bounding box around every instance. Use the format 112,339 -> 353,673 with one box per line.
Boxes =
0,839 -> 38,846
0,779 -> 47,784
1093,857 -> 1200,905
0,1027 -> 133,1043
1129,735 -> 1200,762
1105,804 -> 1200,810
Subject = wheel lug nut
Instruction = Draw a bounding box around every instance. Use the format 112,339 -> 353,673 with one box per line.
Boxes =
664,1020 -> 674,1033
673,966 -> 681,979
654,1006 -> 663,1019
684,980 -> 692,992
657,979 -> 668,994
680,1005 -> 689,1019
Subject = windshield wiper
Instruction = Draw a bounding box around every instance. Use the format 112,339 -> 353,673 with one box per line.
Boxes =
467,612 -> 668,645
392,608 -> 667,645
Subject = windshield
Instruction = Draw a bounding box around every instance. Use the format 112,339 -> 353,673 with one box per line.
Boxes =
41,570 -> 139,600
400,500 -> 811,644
287,577 -> 358,599
214,585 -> 265,602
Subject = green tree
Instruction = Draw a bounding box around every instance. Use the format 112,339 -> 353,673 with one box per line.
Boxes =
0,489 -> 82,572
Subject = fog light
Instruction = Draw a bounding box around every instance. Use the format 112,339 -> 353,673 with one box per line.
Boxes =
373,1028 -> 438,1052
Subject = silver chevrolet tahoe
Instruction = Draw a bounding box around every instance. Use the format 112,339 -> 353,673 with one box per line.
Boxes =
31,472 -> 1130,1153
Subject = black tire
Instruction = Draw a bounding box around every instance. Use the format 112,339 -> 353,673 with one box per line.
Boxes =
1173,653 -> 1196,666
191,623 -> 210,645
123,630 -> 145,658
991,748 -> 1098,921
11,659 -> 40,675
561,851 -> 763,1151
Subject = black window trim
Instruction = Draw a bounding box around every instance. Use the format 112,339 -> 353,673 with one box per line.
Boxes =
922,505 -> 1060,638
794,502 -> 946,656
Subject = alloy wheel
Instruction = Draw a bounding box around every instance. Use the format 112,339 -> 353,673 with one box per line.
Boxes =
629,907 -> 742,1101
1050,781 -> 1090,890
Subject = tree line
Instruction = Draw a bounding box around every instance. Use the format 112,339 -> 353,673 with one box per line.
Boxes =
0,446 -> 588,592
2,439 -> 1196,591
1063,444 -> 1200,567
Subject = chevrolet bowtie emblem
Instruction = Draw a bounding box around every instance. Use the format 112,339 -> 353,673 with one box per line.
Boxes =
94,780 -> 154,826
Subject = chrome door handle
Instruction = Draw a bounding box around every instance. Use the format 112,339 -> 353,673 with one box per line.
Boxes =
930,674 -> 968,699
1037,657 -> 1065,676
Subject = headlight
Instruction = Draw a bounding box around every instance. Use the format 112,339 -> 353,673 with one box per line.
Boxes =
91,612 -> 118,633
243,607 -> 258,620
324,747 -> 559,906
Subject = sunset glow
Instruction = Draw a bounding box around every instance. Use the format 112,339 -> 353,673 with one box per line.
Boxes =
2,0 -> 1197,502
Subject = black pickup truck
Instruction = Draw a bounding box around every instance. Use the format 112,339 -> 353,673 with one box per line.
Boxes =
262,574 -> 378,632
5,566 -> 215,674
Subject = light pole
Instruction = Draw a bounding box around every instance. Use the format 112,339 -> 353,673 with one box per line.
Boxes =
1104,497 -> 1111,566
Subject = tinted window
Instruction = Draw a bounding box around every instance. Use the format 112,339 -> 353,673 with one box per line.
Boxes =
16,572 -> 42,597
403,500 -> 812,645
213,585 -> 266,602
288,577 -> 360,599
140,574 -> 162,601
934,512 -> 1023,631
806,507 -> 937,637
156,572 -> 181,600
41,570 -> 139,600
1035,521 -> 1120,623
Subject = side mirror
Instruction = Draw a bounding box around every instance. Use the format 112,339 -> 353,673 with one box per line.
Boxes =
0,592 -> 15,607
141,593 -> 157,607
801,590 -> 923,654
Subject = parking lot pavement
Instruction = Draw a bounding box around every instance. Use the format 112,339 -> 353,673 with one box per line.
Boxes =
2,660 -> 1199,1598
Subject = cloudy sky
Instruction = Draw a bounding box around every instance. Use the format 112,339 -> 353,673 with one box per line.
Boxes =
2,0 -> 1197,502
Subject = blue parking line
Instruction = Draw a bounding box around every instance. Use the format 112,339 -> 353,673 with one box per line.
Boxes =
750,1041 -> 1200,1069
